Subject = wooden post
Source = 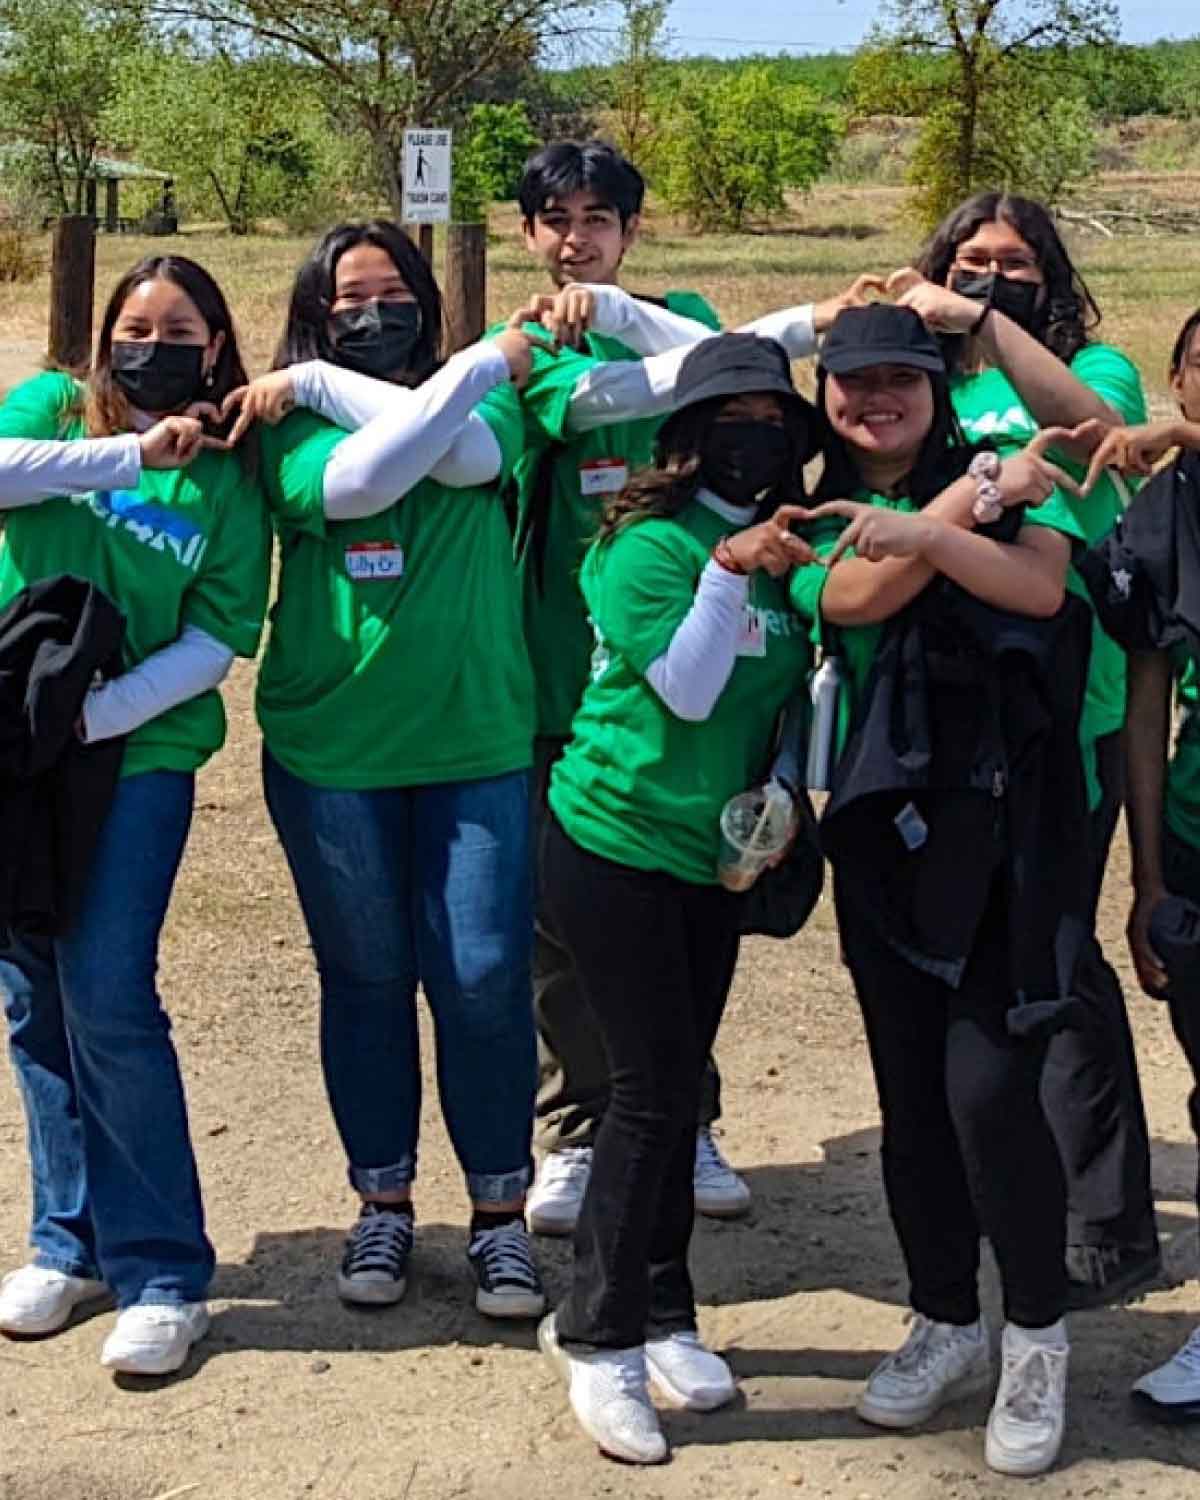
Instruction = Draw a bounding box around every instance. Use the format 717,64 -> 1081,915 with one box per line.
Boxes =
48,216 -> 96,368
104,178 -> 119,234
85,178 -> 98,222
444,222 -> 487,353
419,223 -> 434,264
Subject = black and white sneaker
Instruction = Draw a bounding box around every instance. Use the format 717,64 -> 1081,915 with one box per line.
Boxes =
337,1202 -> 413,1306
467,1220 -> 546,1319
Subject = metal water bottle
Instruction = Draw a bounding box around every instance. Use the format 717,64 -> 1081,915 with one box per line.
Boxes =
805,653 -> 843,792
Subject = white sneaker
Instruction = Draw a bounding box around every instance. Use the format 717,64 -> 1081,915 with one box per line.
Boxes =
857,1313 -> 990,1428
693,1127 -> 751,1218
0,1265 -> 108,1335
1132,1323 -> 1200,1422
538,1312 -> 668,1465
100,1302 -> 210,1376
528,1148 -> 592,1236
646,1329 -> 736,1411
985,1322 -> 1069,1476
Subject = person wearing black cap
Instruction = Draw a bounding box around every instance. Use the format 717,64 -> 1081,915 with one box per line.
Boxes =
791,303 -> 1090,1477
535,333 -> 818,1465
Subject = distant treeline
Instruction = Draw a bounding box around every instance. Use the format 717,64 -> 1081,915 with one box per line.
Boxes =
550,38 -> 1200,122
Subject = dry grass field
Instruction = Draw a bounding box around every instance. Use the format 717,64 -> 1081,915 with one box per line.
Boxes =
1,177 -> 1200,1499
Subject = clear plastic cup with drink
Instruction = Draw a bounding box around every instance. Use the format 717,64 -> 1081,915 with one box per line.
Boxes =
717,779 -> 794,892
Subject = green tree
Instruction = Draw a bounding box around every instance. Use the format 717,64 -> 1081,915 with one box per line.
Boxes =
105,47 -> 332,233
610,0 -> 671,169
134,0 -> 592,218
853,1 -> 1118,227
451,102 -> 540,221
0,0 -> 139,214
648,65 -> 841,232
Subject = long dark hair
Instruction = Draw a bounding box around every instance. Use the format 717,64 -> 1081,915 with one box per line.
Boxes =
84,255 -> 249,441
595,395 -> 813,545
915,192 -> 1100,370
813,366 -> 981,507
1170,308 -> 1200,380
273,220 -> 443,383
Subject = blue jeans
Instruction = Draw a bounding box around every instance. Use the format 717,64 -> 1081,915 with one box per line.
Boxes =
263,750 -> 536,1202
1,771 -> 214,1308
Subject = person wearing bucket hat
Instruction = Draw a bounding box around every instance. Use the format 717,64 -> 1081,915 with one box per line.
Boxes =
535,333 -> 819,1464
790,302 -> 1093,1477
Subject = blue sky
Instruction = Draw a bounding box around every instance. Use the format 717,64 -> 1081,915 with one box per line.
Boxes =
639,1 -> 1198,56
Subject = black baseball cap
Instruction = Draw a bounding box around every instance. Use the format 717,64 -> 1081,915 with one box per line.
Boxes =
671,333 -> 808,412
819,304 -> 945,376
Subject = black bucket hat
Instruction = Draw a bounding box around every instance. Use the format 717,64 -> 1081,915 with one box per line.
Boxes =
819,303 -> 945,376
663,333 -> 819,457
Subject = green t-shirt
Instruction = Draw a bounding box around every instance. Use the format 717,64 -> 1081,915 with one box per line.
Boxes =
951,345 -> 1147,752
503,291 -> 721,739
0,372 -> 270,778
548,498 -> 811,885
789,481 -> 1085,765
256,388 -> 535,789
1166,655 -> 1200,849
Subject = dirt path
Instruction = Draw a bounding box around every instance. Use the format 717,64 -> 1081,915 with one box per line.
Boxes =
1,663 -> 1197,1499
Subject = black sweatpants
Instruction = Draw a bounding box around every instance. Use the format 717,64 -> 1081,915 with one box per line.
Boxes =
1160,826 -> 1200,1217
541,814 -> 741,1351
836,873 -> 1068,1330
1041,731 -> 1157,1247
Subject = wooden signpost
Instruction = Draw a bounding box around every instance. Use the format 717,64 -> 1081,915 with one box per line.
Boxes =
48,215 -> 95,369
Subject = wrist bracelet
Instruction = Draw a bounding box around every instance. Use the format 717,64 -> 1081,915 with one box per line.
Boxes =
713,535 -> 747,575
970,304 -> 992,337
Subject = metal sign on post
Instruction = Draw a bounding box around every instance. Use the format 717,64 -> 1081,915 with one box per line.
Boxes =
403,129 -> 452,223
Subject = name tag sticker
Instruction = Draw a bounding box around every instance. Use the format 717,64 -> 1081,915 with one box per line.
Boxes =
737,605 -> 767,658
345,541 -> 404,581
579,458 -> 628,496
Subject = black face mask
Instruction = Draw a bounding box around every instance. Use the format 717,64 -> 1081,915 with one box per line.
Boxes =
111,341 -> 206,413
950,269 -> 1044,335
329,300 -> 423,379
699,421 -> 793,506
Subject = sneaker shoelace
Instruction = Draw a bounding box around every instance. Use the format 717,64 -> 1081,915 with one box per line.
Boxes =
694,1128 -> 736,1183
470,1222 -> 540,1291
1173,1327 -> 1200,1374
344,1207 -> 413,1277
597,1346 -> 654,1405
542,1149 -> 592,1188
1000,1346 -> 1062,1425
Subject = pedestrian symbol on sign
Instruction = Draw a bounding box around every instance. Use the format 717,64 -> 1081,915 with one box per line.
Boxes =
403,129 -> 452,224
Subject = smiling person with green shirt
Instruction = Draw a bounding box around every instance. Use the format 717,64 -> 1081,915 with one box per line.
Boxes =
883,192 -> 1158,1313
223,220 -> 555,1323
511,138 -> 877,1237
536,332 -> 818,1466
791,303 -> 1089,1477
0,255 -> 271,1377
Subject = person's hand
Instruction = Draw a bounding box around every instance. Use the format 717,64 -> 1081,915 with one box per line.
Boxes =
221,371 -> 297,447
812,274 -> 887,333
493,325 -> 557,390
887,267 -> 984,335
799,499 -> 935,564
992,427 -> 1084,507
1127,887 -> 1169,997
1082,420 -> 1186,492
138,415 -> 217,469
721,504 -> 820,576
507,287 -> 597,350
